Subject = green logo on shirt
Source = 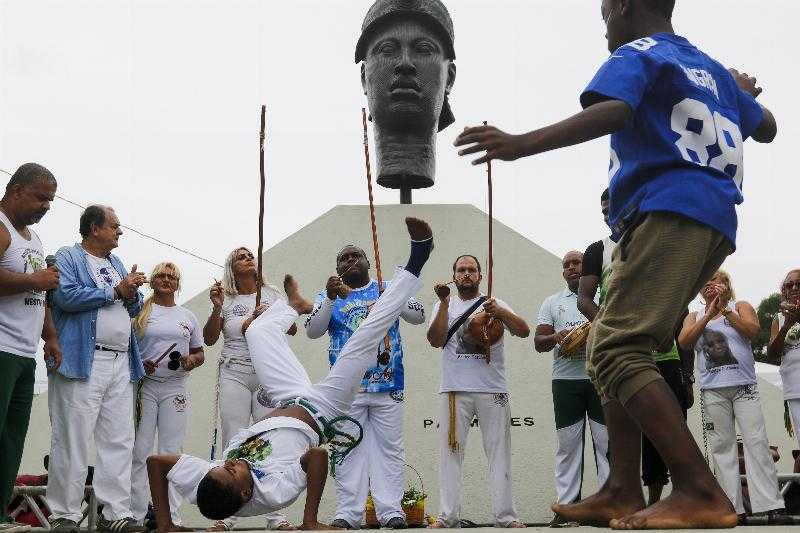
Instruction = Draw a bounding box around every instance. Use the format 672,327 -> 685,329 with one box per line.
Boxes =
226,435 -> 273,464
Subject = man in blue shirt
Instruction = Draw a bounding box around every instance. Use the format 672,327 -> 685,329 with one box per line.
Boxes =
47,205 -> 146,533
305,245 -> 425,529
454,0 -> 777,529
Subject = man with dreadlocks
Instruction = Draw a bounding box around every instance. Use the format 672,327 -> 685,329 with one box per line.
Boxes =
146,217 -> 433,533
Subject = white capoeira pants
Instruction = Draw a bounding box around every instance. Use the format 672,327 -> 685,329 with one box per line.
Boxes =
216,359 -> 288,529
553,418 -> 609,504
130,377 -> 189,524
788,398 -> 800,450
437,392 -> 520,527
702,384 -> 783,514
245,268 -> 422,436
218,359 -> 271,451
47,350 -> 135,522
334,392 -> 405,527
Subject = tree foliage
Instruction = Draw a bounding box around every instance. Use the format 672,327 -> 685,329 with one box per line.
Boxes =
753,292 -> 780,363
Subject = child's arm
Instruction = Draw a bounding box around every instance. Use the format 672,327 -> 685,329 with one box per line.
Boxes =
729,68 -> 777,143
454,99 -> 631,165
147,454 -> 182,533
751,105 -> 777,143
298,448 -> 335,530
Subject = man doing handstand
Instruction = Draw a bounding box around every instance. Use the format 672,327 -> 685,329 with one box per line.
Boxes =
146,217 -> 433,532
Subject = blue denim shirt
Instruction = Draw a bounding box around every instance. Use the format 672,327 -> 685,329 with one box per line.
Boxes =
51,243 -> 145,381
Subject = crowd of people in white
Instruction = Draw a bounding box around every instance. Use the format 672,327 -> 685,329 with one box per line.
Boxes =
1,164 -> 798,532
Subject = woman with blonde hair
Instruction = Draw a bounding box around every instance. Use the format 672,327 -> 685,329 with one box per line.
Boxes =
679,270 -> 783,518
130,262 -> 204,526
768,269 -> 800,447
202,247 -> 295,531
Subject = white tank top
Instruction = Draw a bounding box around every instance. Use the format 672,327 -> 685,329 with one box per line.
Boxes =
777,314 -> 800,400
696,304 -> 757,390
0,209 -> 46,358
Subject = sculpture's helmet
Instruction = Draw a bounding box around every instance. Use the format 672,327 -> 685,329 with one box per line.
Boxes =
355,0 -> 456,131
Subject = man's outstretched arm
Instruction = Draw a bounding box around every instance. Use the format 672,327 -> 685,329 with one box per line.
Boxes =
147,454 -> 181,533
299,448 -> 331,530
454,99 -> 631,165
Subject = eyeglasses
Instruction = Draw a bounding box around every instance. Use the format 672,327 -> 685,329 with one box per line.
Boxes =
236,252 -> 255,261
783,281 -> 800,291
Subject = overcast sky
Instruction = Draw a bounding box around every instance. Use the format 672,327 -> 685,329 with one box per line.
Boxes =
2,0 -> 796,313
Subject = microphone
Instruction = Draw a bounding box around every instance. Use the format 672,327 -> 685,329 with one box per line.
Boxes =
45,255 -> 56,306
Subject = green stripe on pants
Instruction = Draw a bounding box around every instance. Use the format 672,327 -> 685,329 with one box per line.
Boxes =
0,351 -> 35,522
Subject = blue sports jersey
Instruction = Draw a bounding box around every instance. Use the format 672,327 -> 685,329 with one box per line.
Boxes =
581,33 -> 763,246
314,280 -> 405,393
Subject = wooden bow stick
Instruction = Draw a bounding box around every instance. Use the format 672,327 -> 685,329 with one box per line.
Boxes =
361,108 -> 392,364
256,105 -> 266,307
482,120 -> 496,363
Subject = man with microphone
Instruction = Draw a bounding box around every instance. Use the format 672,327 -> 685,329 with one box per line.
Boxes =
46,204 -> 146,533
0,163 -> 61,533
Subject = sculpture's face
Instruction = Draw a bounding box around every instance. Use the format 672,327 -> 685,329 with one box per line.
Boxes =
362,18 -> 454,133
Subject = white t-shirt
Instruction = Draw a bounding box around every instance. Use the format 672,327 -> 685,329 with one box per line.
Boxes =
137,304 -> 203,380
695,306 -> 757,390
432,295 -> 511,394
85,252 -> 131,351
537,288 -> 590,380
168,416 -> 315,515
778,314 -> 800,400
220,286 -> 283,361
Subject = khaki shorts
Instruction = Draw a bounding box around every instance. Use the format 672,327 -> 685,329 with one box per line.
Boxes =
587,211 -> 732,404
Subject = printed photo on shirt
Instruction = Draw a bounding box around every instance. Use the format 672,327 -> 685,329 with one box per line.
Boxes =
227,434 -> 273,467
700,329 -> 738,368
786,323 -> 800,349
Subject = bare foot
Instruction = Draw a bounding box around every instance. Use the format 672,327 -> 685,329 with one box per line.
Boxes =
275,522 -> 298,531
609,487 -> 737,529
405,216 -> 432,241
503,520 -> 526,528
284,275 -> 313,314
551,484 -> 645,527
427,521 -> 447,529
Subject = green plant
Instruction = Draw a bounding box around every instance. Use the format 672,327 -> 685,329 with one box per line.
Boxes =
401,485 -> 426,508
753,293 -> 781,363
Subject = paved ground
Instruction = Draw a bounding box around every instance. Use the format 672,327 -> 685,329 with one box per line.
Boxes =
219,526 -> 800,533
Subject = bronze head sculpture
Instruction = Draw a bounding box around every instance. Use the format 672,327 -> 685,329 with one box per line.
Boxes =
356,0 -> 457,203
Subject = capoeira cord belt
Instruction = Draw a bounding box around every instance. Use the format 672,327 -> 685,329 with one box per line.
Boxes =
281,397 -> 364,476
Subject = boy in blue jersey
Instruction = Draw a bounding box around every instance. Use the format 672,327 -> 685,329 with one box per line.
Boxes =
304,245 -> 425,529
454,0 -> 777,529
